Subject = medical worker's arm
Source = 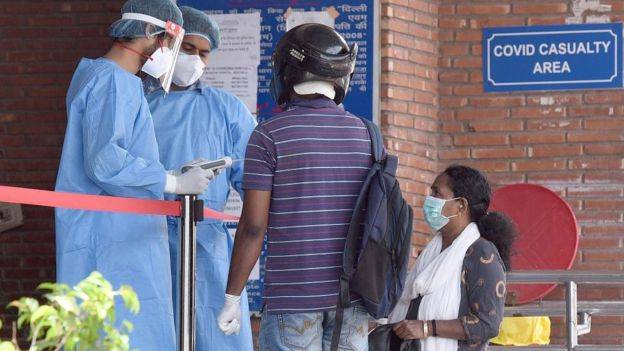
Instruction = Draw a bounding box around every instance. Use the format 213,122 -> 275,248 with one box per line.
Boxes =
82,74 -> 166,198
225,189 -> 271,295
227,100 -> 257,197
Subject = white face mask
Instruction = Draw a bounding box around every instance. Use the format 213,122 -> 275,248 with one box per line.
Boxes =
141,45 -> 174,79
172,52 -> 206,87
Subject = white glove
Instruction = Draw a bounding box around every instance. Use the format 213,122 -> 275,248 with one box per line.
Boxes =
218,294 -> 242,335
166,169 -> 180,177
164,166 -> 214,195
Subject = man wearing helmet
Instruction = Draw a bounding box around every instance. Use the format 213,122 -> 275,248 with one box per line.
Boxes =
219,24 -> 372,350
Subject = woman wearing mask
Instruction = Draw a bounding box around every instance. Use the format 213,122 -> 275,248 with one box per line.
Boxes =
387,165 -> 516,351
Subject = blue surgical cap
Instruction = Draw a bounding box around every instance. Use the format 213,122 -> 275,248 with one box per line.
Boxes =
109,0 -> 183,39
179,6 -> 221,50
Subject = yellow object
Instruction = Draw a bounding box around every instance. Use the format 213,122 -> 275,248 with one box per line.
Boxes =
490,317 -> 551,346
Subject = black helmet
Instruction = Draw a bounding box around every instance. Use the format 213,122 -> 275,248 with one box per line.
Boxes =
270,23 -> 358,105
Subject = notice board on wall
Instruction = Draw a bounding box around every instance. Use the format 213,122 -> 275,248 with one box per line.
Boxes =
179,0 -> 380,123
178,0 -> 380,313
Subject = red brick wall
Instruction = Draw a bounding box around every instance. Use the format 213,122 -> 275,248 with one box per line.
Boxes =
0,0 -> 125,337
437,0 -> 624,345
380,0 -> 440,252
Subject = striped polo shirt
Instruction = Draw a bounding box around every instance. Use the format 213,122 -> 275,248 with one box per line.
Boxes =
243,97 -> 373,314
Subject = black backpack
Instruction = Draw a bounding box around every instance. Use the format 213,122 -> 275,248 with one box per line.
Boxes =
330,119 -> 413,350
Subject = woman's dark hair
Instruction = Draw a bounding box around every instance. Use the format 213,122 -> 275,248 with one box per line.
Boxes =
443,165 -> 517,270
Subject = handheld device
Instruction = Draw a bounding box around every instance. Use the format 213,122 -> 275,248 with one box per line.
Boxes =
181,156 -> 233,174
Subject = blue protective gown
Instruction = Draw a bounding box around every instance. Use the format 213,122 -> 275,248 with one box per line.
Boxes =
147,82 -> 257,351
55,58 -> 175,351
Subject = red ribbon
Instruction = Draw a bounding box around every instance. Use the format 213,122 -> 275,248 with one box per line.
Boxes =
0,185 -> 239,222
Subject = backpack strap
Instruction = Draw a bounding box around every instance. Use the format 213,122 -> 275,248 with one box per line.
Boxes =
385,154 -> 398,176
330,118 -> 383,351
361,118 -> 385,163
362,119 -> 399,177
363,118 -> 399,177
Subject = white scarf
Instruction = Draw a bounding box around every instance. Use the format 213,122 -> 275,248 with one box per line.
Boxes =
388,223 -> 480,351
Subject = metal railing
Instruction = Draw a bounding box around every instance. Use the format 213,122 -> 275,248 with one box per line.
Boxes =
490,270 -> 624,351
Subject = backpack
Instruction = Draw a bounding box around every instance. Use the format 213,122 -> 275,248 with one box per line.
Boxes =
330,119 -> 414,350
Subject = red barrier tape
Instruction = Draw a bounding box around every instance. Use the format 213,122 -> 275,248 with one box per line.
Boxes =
0,186 -> 239,222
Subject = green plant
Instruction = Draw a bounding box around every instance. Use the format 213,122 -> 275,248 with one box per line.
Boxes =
0,272 -> 139,351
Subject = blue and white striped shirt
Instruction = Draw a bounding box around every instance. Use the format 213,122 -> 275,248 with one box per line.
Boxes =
243,97 -> 373,314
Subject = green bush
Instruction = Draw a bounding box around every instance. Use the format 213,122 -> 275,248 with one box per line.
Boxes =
0,272 -> 139,351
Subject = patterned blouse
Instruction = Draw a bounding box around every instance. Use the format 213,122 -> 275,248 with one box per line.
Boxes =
458,238 -> 506,350
407,238 -> 506,350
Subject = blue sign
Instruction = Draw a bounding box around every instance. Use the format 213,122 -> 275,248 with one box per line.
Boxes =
179,0 -> 379,122
483,23 -> 623,92
179,0 -> 379,312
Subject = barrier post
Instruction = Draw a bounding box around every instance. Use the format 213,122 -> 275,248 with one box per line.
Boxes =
178,195 -> 203,351
565,281 -> 578,350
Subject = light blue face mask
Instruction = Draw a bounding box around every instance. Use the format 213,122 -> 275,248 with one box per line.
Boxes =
423,195 -> 461,232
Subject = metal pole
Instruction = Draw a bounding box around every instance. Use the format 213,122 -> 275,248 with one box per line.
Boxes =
565,281 -> 578,351
178,195 -> 198,351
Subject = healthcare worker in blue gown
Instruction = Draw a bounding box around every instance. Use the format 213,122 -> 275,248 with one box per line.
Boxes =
146,7 -> 256,351
55,1 -> 215,350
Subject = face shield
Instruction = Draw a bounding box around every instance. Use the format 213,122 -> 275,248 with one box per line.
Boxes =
121,12 -> 185,93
